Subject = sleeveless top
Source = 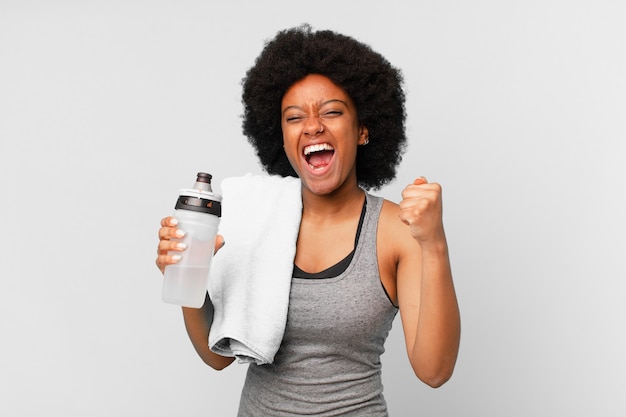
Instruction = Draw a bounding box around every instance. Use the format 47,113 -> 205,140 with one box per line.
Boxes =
237,193 -> 399,416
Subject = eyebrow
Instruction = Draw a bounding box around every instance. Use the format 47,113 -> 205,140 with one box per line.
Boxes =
282,99 -> 349,115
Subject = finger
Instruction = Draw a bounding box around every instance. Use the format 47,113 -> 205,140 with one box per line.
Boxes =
158,225 -> 186,240
158,217 -> 183,239
157,240 -> 187,254
160,216 -> 178,227
398,212 -> 412,226
401,177 -> 428,200
402,182 -> 442,201
155,253 -> 182,273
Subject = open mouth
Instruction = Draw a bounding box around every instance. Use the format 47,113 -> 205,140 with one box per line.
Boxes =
304,143 -> 335,170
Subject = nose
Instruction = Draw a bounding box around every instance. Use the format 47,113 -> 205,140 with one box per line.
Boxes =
303,117 -> 324,136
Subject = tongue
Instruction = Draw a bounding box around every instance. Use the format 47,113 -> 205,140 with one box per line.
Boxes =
308,150 -> 333,168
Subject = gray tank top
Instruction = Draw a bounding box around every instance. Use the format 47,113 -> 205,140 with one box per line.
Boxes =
237,193 -> 399,416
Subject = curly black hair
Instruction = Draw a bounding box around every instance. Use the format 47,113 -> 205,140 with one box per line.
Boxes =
241,24 -> 407,190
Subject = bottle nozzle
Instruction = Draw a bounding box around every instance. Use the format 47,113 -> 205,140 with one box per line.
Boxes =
193,172 -> 213,192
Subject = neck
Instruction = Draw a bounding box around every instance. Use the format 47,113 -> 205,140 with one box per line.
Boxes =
300,183 -> 365,221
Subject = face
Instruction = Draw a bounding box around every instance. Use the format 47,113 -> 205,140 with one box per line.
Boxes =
281,74 -> 369,196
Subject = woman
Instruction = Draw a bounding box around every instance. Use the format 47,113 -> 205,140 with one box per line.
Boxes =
156,24 -> 460,416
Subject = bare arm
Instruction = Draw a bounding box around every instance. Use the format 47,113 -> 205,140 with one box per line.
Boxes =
395,178 -> 461,387
181,294 -> 235,370
157,216 -> 235,370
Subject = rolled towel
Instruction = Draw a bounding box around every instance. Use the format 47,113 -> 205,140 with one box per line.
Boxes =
207,173 -> 302,365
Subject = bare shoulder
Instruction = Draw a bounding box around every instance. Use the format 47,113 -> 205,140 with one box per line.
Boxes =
378,199 -> 420,252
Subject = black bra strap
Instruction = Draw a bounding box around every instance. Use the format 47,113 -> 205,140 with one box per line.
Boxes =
294,198 -> 367,279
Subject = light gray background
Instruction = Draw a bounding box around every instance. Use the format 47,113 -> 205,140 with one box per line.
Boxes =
1,1 -> 625,416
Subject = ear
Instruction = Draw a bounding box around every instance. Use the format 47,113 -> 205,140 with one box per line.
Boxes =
358,125 -> 370,145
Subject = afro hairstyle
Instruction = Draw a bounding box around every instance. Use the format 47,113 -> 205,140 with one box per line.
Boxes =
241,24 -> 407,190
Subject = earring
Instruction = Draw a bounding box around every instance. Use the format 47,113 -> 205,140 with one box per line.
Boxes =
362,137 -> 369,145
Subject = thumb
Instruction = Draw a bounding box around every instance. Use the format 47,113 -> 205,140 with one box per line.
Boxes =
214,234 -> 225,255
413,176 -> 428,185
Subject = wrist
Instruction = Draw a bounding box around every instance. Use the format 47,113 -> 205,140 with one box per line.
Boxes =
417,235 -> 449,256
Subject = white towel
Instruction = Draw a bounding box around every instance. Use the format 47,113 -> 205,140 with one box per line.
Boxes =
207,173 -> 302,365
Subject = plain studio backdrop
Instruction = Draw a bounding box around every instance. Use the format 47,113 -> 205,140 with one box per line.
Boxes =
1,1 -> 624,416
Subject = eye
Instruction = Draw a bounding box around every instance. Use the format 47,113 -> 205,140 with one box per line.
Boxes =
322,110 -> 343,118
285,114 -> 304,123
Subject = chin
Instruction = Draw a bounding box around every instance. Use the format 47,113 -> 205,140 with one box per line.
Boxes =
304,176 -> 352,197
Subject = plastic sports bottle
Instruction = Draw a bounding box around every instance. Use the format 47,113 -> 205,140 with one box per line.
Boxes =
162,172 -> 222,308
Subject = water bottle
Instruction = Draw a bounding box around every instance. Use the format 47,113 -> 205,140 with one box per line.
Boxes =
162,172 -> 222,308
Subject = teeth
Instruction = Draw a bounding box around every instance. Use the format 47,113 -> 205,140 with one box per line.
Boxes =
304,143 -> 334,156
